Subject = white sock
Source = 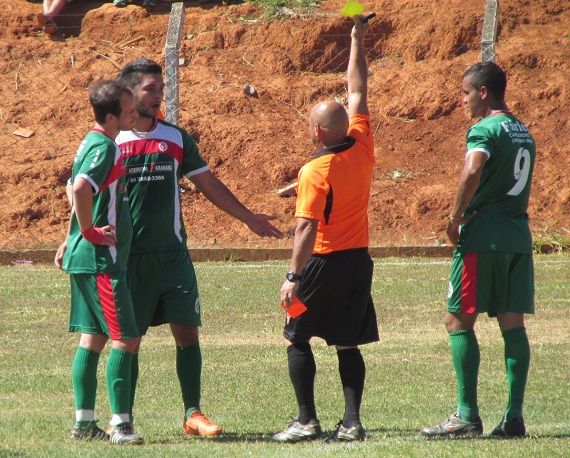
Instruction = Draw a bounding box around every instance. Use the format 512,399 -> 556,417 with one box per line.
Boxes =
76,410 -> 95,422
110,413 -> 131,426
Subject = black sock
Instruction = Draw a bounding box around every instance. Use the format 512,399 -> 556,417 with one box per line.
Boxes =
338,348 -> 365,427
287,342 -> 317,424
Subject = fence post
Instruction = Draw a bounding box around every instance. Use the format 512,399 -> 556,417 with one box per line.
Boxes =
164,2 -> 185,125
481,0 -> 499,62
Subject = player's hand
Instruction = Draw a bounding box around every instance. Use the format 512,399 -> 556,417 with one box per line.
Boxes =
246,214 -> 284,239
352,13 -> 371,39
81,225 -> 117,246
54,241 -> 67,269
280,280 -> 298,306
446,212 -> 476,247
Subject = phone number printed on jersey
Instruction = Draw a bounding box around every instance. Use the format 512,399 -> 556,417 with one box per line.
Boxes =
130,175 -> 165,183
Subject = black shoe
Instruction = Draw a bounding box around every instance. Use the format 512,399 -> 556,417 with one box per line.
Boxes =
326,420 -> 366,442
70,420 -> 110,441
421,412 -> 483,438
272,418 -> 322,443
490,417 -> 526,438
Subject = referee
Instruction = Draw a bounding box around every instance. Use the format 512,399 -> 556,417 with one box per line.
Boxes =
273,14 -> 378,443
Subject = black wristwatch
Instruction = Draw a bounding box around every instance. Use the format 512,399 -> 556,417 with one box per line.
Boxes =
286,272 -> 302,282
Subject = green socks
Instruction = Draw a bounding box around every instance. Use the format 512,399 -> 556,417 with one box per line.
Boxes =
450,327 -> 530,422
177,343 -> 202,418
106,348 -> 134,416
503,327 -> 530,420
72,346 -> 100,411
450,330 -> 480,421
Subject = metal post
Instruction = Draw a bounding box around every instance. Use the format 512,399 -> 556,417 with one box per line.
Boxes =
481,0 -> 499,62
164,2 -> 185,125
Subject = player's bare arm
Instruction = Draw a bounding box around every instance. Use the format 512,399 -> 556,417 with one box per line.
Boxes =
189,170 -> 283,239
347,15 -> 370,118
280,217 -> 318,306
447,151 -> 487,246
73,178 -> 117,247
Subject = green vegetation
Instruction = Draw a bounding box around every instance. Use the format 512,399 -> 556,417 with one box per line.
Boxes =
532,227 -> 570,254
250,0 -> 320,18
1,256 -> 569,456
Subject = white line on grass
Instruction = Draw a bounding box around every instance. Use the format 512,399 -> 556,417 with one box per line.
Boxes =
194,258 -> 568,269
2,257 -> 568,272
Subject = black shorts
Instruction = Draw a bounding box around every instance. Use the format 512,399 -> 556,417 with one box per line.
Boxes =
283,248 -> 379,347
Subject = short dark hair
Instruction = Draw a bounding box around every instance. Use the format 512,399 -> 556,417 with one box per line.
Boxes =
89,79 -> 132,125
463,62 -> 507,101
119,59 -> 163,90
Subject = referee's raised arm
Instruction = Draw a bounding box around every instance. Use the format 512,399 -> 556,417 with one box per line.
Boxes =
347,15 -> 370,118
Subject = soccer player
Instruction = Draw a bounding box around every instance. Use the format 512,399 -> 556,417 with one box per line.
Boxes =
115,59 -> 283,436
273,15 -> 378,443
420,62 -> 536,438
56,79 -> 144,444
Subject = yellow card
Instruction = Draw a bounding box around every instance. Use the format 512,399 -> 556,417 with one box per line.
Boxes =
341,0 -> 365,17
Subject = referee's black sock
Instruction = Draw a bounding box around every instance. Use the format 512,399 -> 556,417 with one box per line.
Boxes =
337,347 -> 365,428
287,342 -> 317,424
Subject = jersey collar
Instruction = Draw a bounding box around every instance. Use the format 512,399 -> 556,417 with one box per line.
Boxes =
91,126 -> 114,140
490,110 -> 513,117
312,137 -> 356,159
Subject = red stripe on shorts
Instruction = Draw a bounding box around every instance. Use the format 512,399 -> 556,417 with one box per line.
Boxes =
460,253 -> 478,314
96,273 -> 121,340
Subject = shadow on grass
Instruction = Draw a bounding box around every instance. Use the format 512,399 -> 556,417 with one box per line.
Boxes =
186,427 -> 424,443
411,432 -> 570,441
148,427 -> 570,445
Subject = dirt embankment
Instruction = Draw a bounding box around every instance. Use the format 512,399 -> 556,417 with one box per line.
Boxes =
0,0 -> 568,251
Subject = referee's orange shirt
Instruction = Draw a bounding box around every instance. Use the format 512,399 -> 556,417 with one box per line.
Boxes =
295,114 -> 375,254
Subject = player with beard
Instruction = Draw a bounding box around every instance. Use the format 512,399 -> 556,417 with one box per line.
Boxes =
115,59 -> 283,437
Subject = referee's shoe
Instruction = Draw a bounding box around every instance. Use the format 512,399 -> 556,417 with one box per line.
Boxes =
273,418 -> 322,443
326,420 -> 366,442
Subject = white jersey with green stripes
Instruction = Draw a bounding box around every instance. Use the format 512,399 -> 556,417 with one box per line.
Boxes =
116,119 -> 209,254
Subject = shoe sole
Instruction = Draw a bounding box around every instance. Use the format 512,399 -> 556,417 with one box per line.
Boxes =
183,425 -> 223,437
490,430 -> 526,438
337,435 -> 365,441
273,434 -> 321,443
422,430 -> 483,439
110,438 -> 144,445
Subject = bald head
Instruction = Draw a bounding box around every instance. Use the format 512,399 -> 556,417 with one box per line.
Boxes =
309,100 -> 349,147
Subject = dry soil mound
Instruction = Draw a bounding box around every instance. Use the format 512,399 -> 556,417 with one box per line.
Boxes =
0,0 -> 568,250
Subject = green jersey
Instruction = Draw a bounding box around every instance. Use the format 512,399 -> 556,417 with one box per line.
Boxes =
116,119 -> 209,254
459,111 -> 536,254
63,128 -> 132,273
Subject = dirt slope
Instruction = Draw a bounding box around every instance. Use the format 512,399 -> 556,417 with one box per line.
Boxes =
0,0 -> 568,250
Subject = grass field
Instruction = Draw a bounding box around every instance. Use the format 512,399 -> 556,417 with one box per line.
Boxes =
1,255 -> 569,457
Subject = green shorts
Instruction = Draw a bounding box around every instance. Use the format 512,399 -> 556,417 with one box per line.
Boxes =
447,251 -> 535,317
128,250 -> 201,335
68,271 -> 139,340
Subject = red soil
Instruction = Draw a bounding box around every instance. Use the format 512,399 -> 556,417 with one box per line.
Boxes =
1,0 -> 568,250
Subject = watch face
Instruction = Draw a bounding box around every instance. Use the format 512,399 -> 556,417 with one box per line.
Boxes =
286,272 -> 300,281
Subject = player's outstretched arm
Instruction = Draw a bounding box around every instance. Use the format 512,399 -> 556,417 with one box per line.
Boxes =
190,170 -> 284,239
347,14 -> 370,118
